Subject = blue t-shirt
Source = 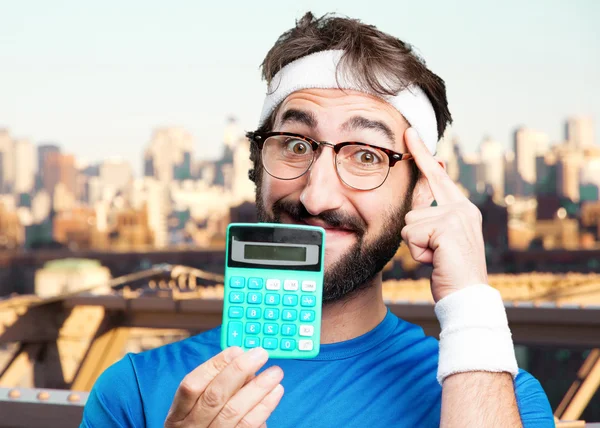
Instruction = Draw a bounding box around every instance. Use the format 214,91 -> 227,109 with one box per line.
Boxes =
81,309 -> 554,427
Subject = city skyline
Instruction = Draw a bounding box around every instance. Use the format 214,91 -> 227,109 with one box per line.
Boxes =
1,1 -> 599,175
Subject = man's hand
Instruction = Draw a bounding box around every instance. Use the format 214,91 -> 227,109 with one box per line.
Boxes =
164,346 -> 284,428
401,127 -> 489,303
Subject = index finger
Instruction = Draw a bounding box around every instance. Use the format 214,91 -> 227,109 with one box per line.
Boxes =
166,346 -> 245,423
404,127 -> 466,205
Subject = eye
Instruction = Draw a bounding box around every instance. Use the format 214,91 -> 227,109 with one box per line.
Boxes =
353,149 -> 383,165
285,139 -> 310,155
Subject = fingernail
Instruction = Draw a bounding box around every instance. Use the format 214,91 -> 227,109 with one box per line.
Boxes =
265,366 -> 283,379
406,127 -> 418,139
224,346 -> 244,363
248,347 -> 268,362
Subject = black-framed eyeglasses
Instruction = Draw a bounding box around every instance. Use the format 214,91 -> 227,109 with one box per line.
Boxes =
247,131 -> 413,191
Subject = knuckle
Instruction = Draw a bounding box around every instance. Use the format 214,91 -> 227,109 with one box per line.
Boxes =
218,401 -> 241,421
201,385 -> 226,409
178,378 -> 200,399
236,416 -> 257,428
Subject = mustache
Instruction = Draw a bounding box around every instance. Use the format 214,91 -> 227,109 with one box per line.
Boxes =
271,199 -> 367,235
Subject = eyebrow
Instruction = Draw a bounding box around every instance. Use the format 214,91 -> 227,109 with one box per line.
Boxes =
340,116 -> 396,147
278,108 -> 318,129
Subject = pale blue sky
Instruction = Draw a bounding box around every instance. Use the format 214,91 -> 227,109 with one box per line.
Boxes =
1,0 -> 598,174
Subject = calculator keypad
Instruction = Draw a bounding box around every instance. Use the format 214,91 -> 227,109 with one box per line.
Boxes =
223,275 -> 320,358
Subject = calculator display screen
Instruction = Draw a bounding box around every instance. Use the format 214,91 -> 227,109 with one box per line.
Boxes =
244,244 -> 307,262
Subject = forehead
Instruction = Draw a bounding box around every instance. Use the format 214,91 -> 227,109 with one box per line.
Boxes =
274,88 -> 410,130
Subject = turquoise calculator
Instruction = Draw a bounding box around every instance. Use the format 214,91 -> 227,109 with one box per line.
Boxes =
221,223 -> 326,359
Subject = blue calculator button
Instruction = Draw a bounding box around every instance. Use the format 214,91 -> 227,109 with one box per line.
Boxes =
246,307 -> 262,319
246,322 -> 261,334
282,309 -> 297,321
263,338 -> 278,350
227,322 -> 243,347
301,295 -> 316,307
228,306 -> 243,319
230,277 -> 245,289
264,323 -> 279,335
229,292 -> 244,303
300,310 -> 315,322
283,294 -> 298,306
248,278 -> 263,289
265,293 -> 280,305
247,292 -> 262,304
264,309 -> 279,320
281,339 -> 296,351
281,324 -> 297,336
245,337 -> 260,348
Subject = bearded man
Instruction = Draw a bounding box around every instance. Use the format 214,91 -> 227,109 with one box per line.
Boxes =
81,12 -> 554,428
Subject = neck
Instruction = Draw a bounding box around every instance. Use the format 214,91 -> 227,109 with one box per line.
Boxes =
319,272 -> 388,344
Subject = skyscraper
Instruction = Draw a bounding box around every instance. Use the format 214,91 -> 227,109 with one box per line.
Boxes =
566,116 -> 595,149
0,130 -> 15,193
556,148 -> 583,202
479,137 -> 505,200
14,139 -> 36,194
514,128 -> 548,196
144,127 -> 194,183
99,158 -> 133,194
43,152 -> 77,197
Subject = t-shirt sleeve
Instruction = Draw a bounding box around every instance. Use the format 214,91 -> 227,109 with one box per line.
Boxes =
514,369 -> 555,428
80,355 -> 144,428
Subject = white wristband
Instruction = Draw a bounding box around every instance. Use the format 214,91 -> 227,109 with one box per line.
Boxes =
434,284 -> 519,385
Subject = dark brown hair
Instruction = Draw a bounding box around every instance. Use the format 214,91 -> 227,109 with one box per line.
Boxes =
248,12 -> 452,188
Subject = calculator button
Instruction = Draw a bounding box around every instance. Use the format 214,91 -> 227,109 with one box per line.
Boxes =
264,323 -> 279,335
247,292 -> 262,304
245,337 -> 260,348
265,293 -> 280,305
246,307 -> 262,319
228,306 -> 243,319
246,322 -> 261,334
284,280 -> 299,291
299,339 -> 314,351
301,280 -> 316,292
266,279 -> 281,290
280,339 -> 296,351
248,278 -> 263,289
281,324 -> 297,336
283,294 -> 298,306
299,325 -> 314,337
301,295 -> 316,307
282,309 -> 297,321
264,309 -> 280,320
229,292 -> 244,303
263,338 -> 278,349
230,277 -> 245,289
227,322 -> 243,347
300,310 -> 315,322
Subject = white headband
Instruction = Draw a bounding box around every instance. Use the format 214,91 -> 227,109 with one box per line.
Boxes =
258,49 -> 439,154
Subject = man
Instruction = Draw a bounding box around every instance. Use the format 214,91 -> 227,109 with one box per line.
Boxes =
81,13 -> 554,427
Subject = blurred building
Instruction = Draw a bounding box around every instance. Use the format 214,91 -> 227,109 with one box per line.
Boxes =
144,127 -> 194,183
99,158 -> 133,194
435,129 -> 461,182
53,206 -> 103,250
566,116 -> 594,149
128,178 -> 169,248
107,206 -> 154,250
43,152 -> 77,197
37,144 -> 61,177
13,139 -> 36,194
479,136 -> 505,201
514,128 -> 548,196
0,201 -> 23,249
556,146 -> 583,202
0,129 -> 15,193
34,259 -> 111,298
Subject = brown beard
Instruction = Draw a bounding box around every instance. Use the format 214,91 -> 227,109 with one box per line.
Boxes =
255,182 -> 413,305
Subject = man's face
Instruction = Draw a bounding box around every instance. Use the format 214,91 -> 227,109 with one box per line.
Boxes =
256,88 -> 415,304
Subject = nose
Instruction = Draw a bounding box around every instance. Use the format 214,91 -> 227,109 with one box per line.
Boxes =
299,146 -> 345,216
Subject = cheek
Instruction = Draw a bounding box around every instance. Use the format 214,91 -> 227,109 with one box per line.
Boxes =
261,174 -> 305,208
